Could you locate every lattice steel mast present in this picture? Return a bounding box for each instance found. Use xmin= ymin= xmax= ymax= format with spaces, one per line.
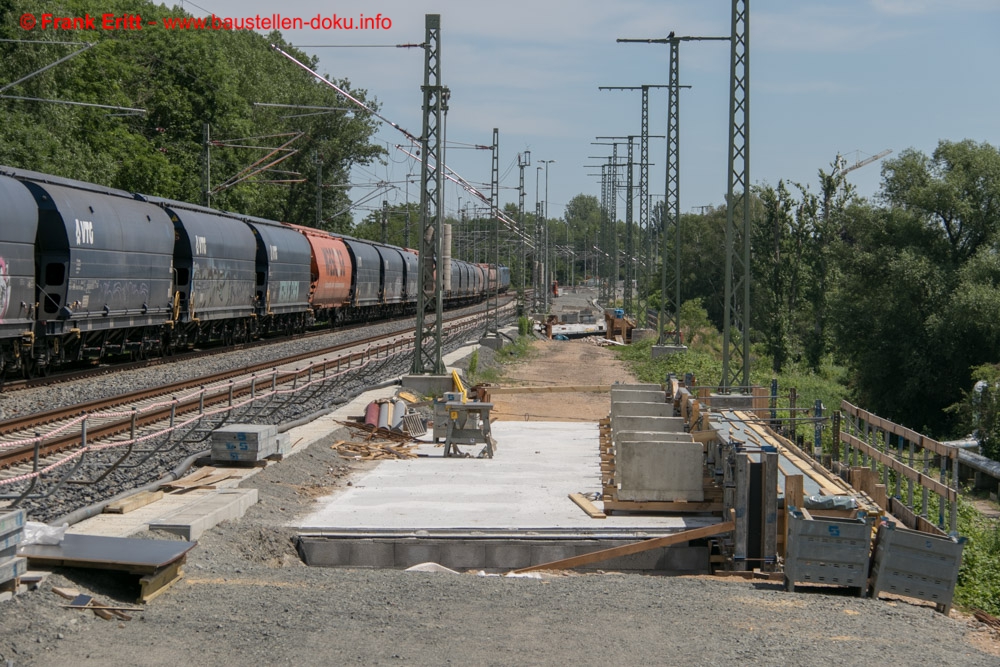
xmin=488 ymin=127 xmax=500 ymax=333
xmin=721 ymin=0 xmax=751 ymax=392
xmin=411 ymin=14 xmax=448 ymax=375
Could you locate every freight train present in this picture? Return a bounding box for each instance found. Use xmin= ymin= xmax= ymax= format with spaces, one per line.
xmin=0 ymin=166 xmax=509 ymax=381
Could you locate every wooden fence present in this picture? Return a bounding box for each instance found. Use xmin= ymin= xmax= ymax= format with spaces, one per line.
xmin=838 ymin=401 xmax=959 ymax=535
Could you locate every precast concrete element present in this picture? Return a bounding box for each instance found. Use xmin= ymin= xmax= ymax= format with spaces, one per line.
xmin=149 ymin=488 xmax=258 ymax=540
xmin=611 ymin=415 xmax=686 ymax=436
xmin=708 ymin=393 xmax=755 ymax=410
xmin=615 ymin=430 xmax=694 ymax=445
xmin=611 ymin=383 xmax=662 ymax=391
xmin=610 ymin=389 xmax=665 ymax=404
xmin=611 ymin=401 xmax=675 ymax=419
xmin=616 ymin=441 xmax=705 ymax=502
xmin=297 ymin=530 xmax=709 ymax=573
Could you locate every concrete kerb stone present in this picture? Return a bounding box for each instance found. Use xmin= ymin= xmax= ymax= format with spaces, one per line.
xmin=148 ymin=488 xmax=258 ymax=540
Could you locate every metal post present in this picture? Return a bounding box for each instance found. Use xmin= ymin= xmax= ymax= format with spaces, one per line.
xmin=412 ymin=13 xmax=448 ymax=375
xmin=661 ymin=37 xmax=681 ymax=345
xmin=489 ymin=127 xmax=500 ymax=333
xmin=814 ymin=399 xmax=823 ymax=458
xmin=518 ymin=151 xmax=530 ymax=297
xmin=203 ymin=123 xmax=211 ymax=208
xmin=314 ymin=150 xmax=323 ymax=227
xmin=788 ymin=387 xmax=797 ymax=443
xmin=721 ymin=0 xmax=751 ymax=392
xmin=534 ymin=166 xmax=542 ymax=312
xmin=769 ymin=378 xmax=777 ymax=424
xmin=623 ymin=137 xmax=635 ymax=316
xmin=381 ymin=199 xmax=389 ymax=244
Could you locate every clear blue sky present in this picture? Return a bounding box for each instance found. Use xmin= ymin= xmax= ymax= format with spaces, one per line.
xmin=197 ymin=0 xmax=999 ymax=223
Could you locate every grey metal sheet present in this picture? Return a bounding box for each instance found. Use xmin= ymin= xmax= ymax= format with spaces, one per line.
xmin=400 ymin=249 xmax=418 ymax=301
xmin=245 ymin=218 xmax=311 ymax=315
xmin=25 ymin=179 xmax=175 ymax=328
xmin=18 ymin=533 xmax=196 ymax=572
xmin=149 ymin=199 xmax=257 ymax=322
xmin=375 ymin=245 xmax=405 ymax=303
xmin=343 ymin=238 xmax=381 ymax=307
xmin=0 ymin=175 xmax=38 ymax=338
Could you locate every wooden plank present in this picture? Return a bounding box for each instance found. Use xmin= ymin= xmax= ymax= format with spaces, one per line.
xmin=568 ymin=493 xmax=607 ymax=519
xmin=840 ymin=432 xmax=956 ymax=500
xmin=486 ymin=385 xmax=612 ymax=394
xmin=840 ymin=401 xmax=955 ymax=459
xmin=104 ymin=490 xmax=164 ymax=514
xmin=691 ymin=430 xmax=720 ymax=444
xmin=512 ymin=520 xmax=736 ymax=573
xmin=139 ymin=560 xmax=184 ymax=603
xmin=784 ymin=475 xmax=804 ymax=559
xmin=602 ymin=500 xmax=723 ymax=513
xmin=51 ymin=586 xmax=80 ymax=600
xmin=738 ymin=415 xmax=848 ymax=496
xmin=163 ymin=471 xmax=240 ymax=490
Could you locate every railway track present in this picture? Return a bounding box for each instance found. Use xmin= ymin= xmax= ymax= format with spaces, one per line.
xmin=0 ymin=300 xmax=518 ymax=518
xmin=2 ymin=309 xmax=433 ymax=393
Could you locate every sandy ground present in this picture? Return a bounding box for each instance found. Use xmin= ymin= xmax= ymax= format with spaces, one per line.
xmin=488 ymin=338 xmax=640 ymax=422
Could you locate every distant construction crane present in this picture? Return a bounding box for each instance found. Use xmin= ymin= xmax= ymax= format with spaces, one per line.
xmin=832 ymin=148 xmax=892 ymax=179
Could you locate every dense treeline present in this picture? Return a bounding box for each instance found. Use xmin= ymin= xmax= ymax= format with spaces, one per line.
xmin=0 ymin=0 xmax=382 ymax=231
xmin=560 ymin=139 xmax=1000 ymax=451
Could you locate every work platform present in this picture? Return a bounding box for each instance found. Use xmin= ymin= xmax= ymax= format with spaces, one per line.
xmin=296 ymin=421 xmax=719 ymax=572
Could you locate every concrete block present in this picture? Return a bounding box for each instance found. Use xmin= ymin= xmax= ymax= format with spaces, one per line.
xmin=651 ymin=344 xmax=688 ymax=358
xmin=617 ymin=441 xmax=705 ymax=502
xmin=401 ymin=374 xmax=454 ymax=397
xmin=297 ymin=537 xmax=353 ymax=567
xmin=394 ymin=541 xmax=442 ymax=568
xmin=346 ymin=540 xmax=395 ymax=568
xmin=0 ymin=509 xmax=25 ymax=535
xmin=438 ymin=541 xmax=487 ymax=570
xmin=530 ymin=543 xmax=578 ymax=566
xmin=612 ymin=416 xmax=686 ymax=435
xmin=630 ymin=328 xmax=657 ymax=343
xmin=611 ymin=402 xmax=675 ymax=419
xmin=0 ymin=526 xmax=24 ymax=551
xmin=275 ymin=432 xmax=292 ymax=455
xmin=149 ymin=488 xmax=258 ymax=540
xmin=611 ymin=383 xmax=662 ymax=391
xmin=610 ymin=390 xmax=664 ymax=404
xmin=0 ymin=556 xmax=27 ymax=584
xmin=211 ymin=424 xmax=278 ymax=462
xmin=484 ymin=543 xmax=532 ymax=570
xmin=478 ymin=334 xmax=504 ymax=351
xmin=616 ymin=431 xmax=694 ymax=444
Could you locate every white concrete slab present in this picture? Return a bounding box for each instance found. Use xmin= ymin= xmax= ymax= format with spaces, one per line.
xmin=298 ymin=421 xmax=717 ymax=532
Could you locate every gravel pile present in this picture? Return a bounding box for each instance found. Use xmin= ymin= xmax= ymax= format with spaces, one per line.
xmin=1 ymin=427 xmax=998 ymax=666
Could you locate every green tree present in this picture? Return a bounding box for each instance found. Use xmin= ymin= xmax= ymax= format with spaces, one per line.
xmin=0 ymin=0 xmax=383 ymax=226
xmin=881 ymin=140 xmax=1000 ymax=264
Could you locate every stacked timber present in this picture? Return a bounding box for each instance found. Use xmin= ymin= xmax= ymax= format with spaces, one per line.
xmin=211 ymin=424 xmax=278 ymax=463
xmin=0 ymin=509 xmax=27 ymax=593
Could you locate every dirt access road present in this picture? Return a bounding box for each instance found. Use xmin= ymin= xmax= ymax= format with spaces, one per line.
xmin=1 ymin=323 xmax=999 ymax=666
